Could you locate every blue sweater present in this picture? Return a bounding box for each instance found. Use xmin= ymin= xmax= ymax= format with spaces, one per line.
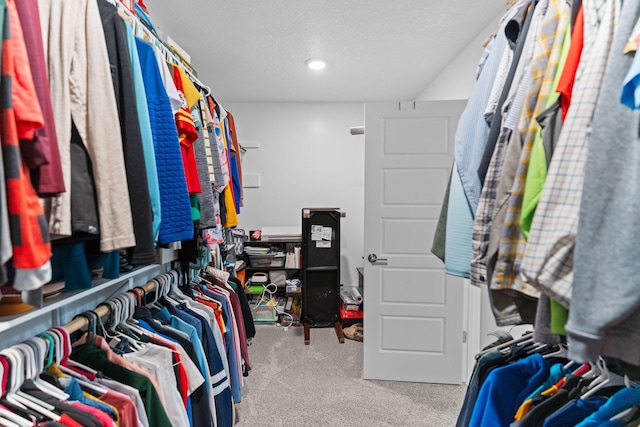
xmin=136 ymin=39 xmax=193 ymax=244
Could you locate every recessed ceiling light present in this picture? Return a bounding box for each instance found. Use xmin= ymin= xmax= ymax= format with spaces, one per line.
xmin=305 ymin=59 xmax=327 ymax=70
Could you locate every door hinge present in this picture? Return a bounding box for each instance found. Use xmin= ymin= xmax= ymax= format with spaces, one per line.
xmin=463 ymin=331 xmax=467 ymax=343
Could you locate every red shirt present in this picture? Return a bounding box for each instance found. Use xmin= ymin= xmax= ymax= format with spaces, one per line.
xmin=2 ymin=0 xmax=51 ymax=271
xmin=556 ymin=4 xmax=584 ymax=121
xmin=171 ymin=65 xmax=202 ymax=194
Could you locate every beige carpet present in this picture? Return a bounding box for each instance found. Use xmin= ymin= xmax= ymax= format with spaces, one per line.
xmin=236 ymin=324 xmax=466 ymax=427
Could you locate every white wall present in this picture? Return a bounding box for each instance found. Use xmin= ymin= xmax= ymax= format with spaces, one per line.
xmin=225 ymin=102 xmax=365 ymax=285
xmin=415 ymin=16 xmax=501 ymax=101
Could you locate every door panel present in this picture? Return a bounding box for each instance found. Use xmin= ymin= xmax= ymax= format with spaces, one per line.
xmin=363 ymin=101 xmax=466 ymax=384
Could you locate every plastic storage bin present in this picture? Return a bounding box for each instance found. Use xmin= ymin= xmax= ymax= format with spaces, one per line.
xmin=248 ymin=254 xmax=286 ymax=268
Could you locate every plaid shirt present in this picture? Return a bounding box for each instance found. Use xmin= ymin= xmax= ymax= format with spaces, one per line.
xmin=521 ymin=0 xmax=620 ymax=306
xmin=492 ymin=0 xmax=571 ymax=296
xmin=470 ymin=0 xmax=544 ymax=287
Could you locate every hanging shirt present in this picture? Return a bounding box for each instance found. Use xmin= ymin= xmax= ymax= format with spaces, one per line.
xmin=225 ymin=112 xmax=243 ymax=207
xmin=2 ymin=0 xmax=51 ymax=291
xmin=98 ymin=0 xmax=155 ymax=265
xmin=575 ymin=387 xmax=640 ymax=427
xmin=469 ymin=354 xmax=550 ymax=427
xmin=71 ymin=341 xmax=172 ymax=427
xmin=20 ymin=379 xmax=104 ymax=427
xmin=170 ymin=64 xmax=202 ymax=195
xmin=96 ymin=378 xmax=150 ymax=427
xmin=223 ymin=116 xmax=241 ymax=214
xmin=14 ymin=0 xmax=64 ymax=197
xmin=125 ymin=23 xmax=161 ymax=244
xmin=193 ymin=98 xmax=217 ymax=229
xmin=542 ymin=396 xmax=607 ymax=427
xmin=207 ymin=98 xmax=230 ymax=189
xmin=39 ymin=0 xmax=135 ymax=252
xmin=69 ymin=402 xmax=113 ymax=427
xmin=136 ymin=38 xmax=193 ymax=245
xmin=444 ymin=164 xmax=474 ymax=278
xmin=123 ymin=343 xmax=190 ymax=427
xmin=92 ymin=336 xmax=164 ymax=405
xmin=198 ymin=284 xmax=242 ymax=404
xmin=453 ymin=2 xmax=521 ymax=213
xmin=134 ymin=313 xmax=213 ymax=427
xmin=99 ymin=389 xmax=142 ymax=427
xmin=556 ymin=5 xmax=585 ymax=121
xmin=521 ymin=0 xmax=620 ymax=308
xmin=565 ymin=0 xmax=640 ymax=365
xmin=492 ymin=0 xmax=571 ymax=299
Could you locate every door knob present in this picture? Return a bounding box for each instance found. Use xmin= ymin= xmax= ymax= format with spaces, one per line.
xmin=367 ymin=254 xmax=388 ymax=264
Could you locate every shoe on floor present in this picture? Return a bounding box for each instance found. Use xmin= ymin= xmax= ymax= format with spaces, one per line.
xmin=344 ymin=323 xmax=363 ymax=341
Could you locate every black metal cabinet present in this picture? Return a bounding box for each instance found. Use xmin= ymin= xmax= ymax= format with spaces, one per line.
xmin=301 ymin=208 xmax=345 ymax=344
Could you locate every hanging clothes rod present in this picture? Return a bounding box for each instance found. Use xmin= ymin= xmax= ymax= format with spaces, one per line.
xmin=62 ymin=278 xmax=160 ymax=334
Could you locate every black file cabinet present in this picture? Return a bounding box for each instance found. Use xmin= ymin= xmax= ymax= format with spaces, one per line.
xmin=301 ymin=208 xmax=345 ymax=344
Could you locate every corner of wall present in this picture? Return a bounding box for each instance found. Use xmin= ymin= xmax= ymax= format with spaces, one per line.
xmin=414 ymin=15 xmax=503 ymax=102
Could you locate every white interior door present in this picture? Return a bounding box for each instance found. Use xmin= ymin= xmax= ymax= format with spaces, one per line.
xmin=363 ymin=101 xmax=466 ymax=384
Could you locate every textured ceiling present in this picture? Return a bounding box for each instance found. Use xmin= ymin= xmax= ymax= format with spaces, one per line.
xmin=145 ymin=0 xmax=504 ymax=102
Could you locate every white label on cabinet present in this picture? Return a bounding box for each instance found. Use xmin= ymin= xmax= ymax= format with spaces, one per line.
xmin=316 ymin=241 xmax=331 ymax=248
xmin=321 ymin=227 xmax=332 ymax=240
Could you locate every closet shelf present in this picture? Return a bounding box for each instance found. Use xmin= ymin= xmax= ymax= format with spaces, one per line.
xmin=0 ymin=264 xmax=167 ymax=348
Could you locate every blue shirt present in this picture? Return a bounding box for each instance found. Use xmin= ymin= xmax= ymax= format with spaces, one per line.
xmin=126 ymin=24 xmax=161 ymax=242
xmin=445 ymin=164 xmax=474 ymax=277
xmin=64 ymin=377 xmax=116 ymax=419
xmin=454 ymin=14 xmax=509 ymax=213
xmin=469 ymin=354 xmax=550 ymax=427
xmin=159 ymin=304 xmax=233 ymax=427
xmin=198 ymin=285 xmax=242 ymax=404
xmin=576 ymin=387 xmax=640 ymax=427
xmin=543 ymin=397 xmax=607 ymax=427
xmin=525 ymin=363 xmax=569 ymax=402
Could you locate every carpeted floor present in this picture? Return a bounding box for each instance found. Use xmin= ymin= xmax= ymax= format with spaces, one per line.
xmin=236 ymin=324 xmax=466 ymax=426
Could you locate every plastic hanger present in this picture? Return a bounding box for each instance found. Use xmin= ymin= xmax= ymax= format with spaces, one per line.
xmin=35 ymin=332 xmax=55 ymax=370
xmin=0 ymin=349 xmax=60 ymax=422
xmin=0 ymin=415 xmax=20 ymax=427
xmin=581 ymin=358 xmax=626 ymax=399
xmin=4 ymin=347 xmax=59 ymax=411
xmin=102 ymin=301 xmax=145 ymax=351
xmin=145 ymin=280 xmax=164 ymax=310
xmin=48 ymin=327 xmax=107 ymax=396
xmin=45 ymin=330 xmax=63 ymax=367
xmin=43 ymin=328 xmax=93 ymax=380
xmin=18 ymin=341 xmax=68 ymax=401
xmin=541 ymin=343 xmax=569 ymax=360
xmin=0 ymin=358 xmax=33 ymax=427
xmin=114 ymin=295 xmax=146 ymax=337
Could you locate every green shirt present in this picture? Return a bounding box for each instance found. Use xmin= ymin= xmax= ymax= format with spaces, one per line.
xmin=71 ymin=341 xmax=173 ymax=427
